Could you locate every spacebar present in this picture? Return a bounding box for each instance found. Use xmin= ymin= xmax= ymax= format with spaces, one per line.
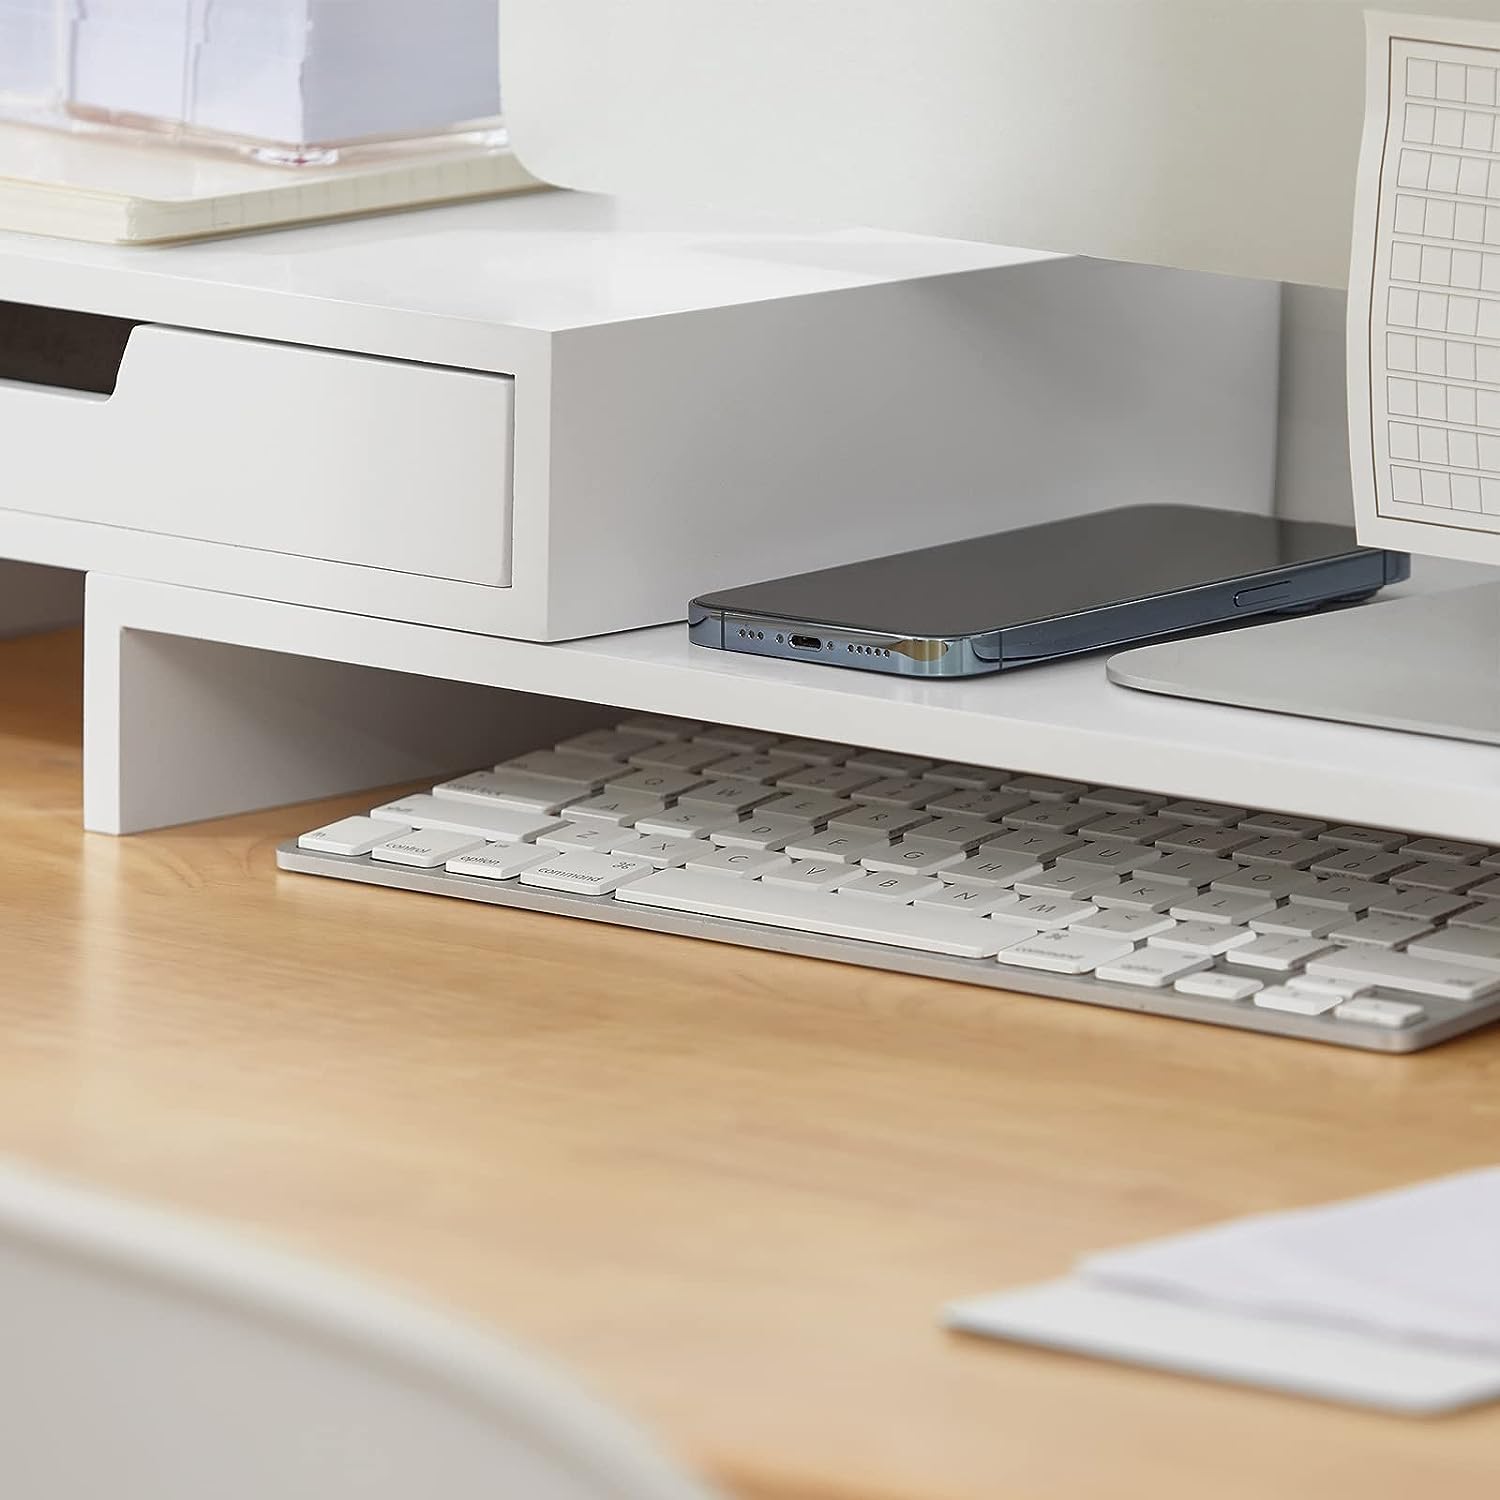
xmin=615 ymin=868 xmax=1004 ymax=958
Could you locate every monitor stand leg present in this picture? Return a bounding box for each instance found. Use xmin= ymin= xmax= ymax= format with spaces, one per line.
xmin=1108 ymin=580 xmax=1500 ymax=745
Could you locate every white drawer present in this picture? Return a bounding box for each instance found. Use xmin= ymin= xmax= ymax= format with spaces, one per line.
xmin=0 ymin=325 xmax=513 ymax=586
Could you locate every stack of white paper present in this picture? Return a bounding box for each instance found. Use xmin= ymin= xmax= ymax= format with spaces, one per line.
xmin=1079 ymin=1167 xmax=1500 ymax=1356
xmin=65 ymin=0 xmax=500 ymax=148
xmin=0 ymin=0 xmax=61 ymax=103
xmin=946 ymin=1167 xmax=1500 ymax=1413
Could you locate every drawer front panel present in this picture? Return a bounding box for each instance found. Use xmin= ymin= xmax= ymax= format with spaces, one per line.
xmin=0 ymin=326 xmax=513 ymax=586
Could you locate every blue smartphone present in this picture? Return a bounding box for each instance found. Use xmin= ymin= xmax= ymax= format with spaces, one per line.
xmin=687 ymin=505 xmax=1409 ymax=678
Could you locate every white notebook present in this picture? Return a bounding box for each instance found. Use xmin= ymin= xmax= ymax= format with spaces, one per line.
xmin=0 ymin=120 xmax=541 ymax=243
xmin=946 ymin=1168 xmax=1500 ymax=1414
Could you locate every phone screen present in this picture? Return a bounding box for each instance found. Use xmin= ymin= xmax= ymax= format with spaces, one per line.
xmin=696 ymin=506 xmax=1369 ymax=638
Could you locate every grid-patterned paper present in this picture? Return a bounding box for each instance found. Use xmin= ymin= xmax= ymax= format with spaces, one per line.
xmin=1366 ymin=33 xmax=1500 ymax=531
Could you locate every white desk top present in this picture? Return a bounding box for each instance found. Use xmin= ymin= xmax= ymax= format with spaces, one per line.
xmin=0 ymin=189 xmax=1043 ymax=362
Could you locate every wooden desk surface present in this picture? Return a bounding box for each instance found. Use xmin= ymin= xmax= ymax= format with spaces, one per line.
xmin=3 ymin=628 xmax=1499 ymax=1500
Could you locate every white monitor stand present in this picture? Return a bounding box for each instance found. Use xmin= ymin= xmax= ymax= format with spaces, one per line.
xmin=1112 ymin=15 xmax=1500 ymax=747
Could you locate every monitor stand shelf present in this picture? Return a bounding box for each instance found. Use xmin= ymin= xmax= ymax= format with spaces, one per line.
xmin=83 ymin=565 xmax=1500 ymax=843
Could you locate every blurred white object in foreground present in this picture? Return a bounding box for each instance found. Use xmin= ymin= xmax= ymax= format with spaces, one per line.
xmin=0 ymin=1159 xmax=716 ymax=1500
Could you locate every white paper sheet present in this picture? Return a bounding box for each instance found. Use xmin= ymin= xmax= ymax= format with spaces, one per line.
xmin=1080 ymin=1166 xmax=1500 ymax=1357
xmin=1350 ymin=12 xmax=1500 ymax=546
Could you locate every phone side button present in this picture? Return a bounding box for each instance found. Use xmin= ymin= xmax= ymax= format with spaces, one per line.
xmin=1233 ymin=581 xmax=1295 ymax=611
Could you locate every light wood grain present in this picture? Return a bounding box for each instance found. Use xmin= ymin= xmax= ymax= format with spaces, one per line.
xmin=2 ymin=627 xmax=1499 ymax=1500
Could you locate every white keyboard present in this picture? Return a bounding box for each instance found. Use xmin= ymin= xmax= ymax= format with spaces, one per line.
xmin=277 ymin=715 xmax=1500 ymax=1053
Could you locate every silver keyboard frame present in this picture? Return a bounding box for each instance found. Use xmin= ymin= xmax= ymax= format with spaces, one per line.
xmin=278 ymin=843 xmax=1500 ymax=1053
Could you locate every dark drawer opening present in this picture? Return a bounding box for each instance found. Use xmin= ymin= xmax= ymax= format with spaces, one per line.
xmin=0 ymin=300 xmax=141 ymax=396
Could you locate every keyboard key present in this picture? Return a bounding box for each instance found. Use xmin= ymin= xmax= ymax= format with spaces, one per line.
xmin=775 ymin=737 xmax=854 ymax=765
xmin=709 ymin=815 xmax=817 ymax=850
xmin=1309 ymin=848 xmax=1418 ymax=882
xmin=519 ymin=851 xmax=656 ymax=896
xmin=1168 ymin=891 xmax=1276 ymax=926
xmin=1209 ymin=866 xmax=1318 ymax=901
xmin=1388 ymin=861 xmax=1491 ymax=894
xmin=1333 ymin=997 xmax=1427 ymax=1029
xmin=845 ymin=750 xmax=934 ymax=777
xmin=1155 ymin=826 xmax=1259 ymax=858
xmin=1465 ymin=874 xmax=1500 ymax=900
xmin=1002 ymin=775 xmax=1090 ymax=802
xmin=1013 ymin=869 xmax=1122 ymax=901
xmin=936 ymin=851 xmax=1044 ymax=889
xmin=901 ymin=815 xmax=1001 ymax=851
xmin=782 ymin=828 xmax=890 ymax=863
xmin=616 ymin=868 xmax=1008 ymax=957
xmin=1400 ymin=837 xmax=1489 ymax=864
xmin=1075 ymin=812 xmax=1184 ymax=845
xmin=537 ymin=824 xmax=621 ymax=855
xmin=915 ymin=883 xmax=1022 ymax=916
xmin=434 ymin=770 xmax=590 ymax=815
xmin=1133 ymin=853 xmax=1239 ymax=888
xmin=996 ymin=929 xmax=1135 ymax=974
xmin=860 ymin=843 xmax=967 ymax=876
xmin=371 ymin=829 xmax=486 ymax=868
xmin=498 ymin=750 xmax=614 ymax=787
xmin=1326 ymin=914 xmax=1435 ymax=949
xmin=1095 ymin=947 xmax=1208 ymax=987
xmin=1149 ymin=922 xmax=1259 ymax=956
xmin=555 ymin=729 xmax=658 ymax=762
xmin=371 ymin=794 xmax=566 ymax=845
xmin=834 ymin=870 xmax=945 ymax=903
xmin=1407 ymin=926 xmax=1500 ymax=971
xmin=1071 ymin=908 xmax=1177 ymax=942
xmin=980 ymin=829 xmax=1083 ymax=862
xmin=1249 ymin=903 xmax=1346 ymax=938
xmin=685 ymin=846 xmax=793 ymax=880
xmin=828 ymin=805 xmax=933 ymax=838
xmin=1056 ymin=841 xmax=1144 ymax=875
xmin=1303 ymin=949 xmax=1500 ymax=1001
xmin=751 ymin=791 xmax=854 ymax=824
xmin=1295 ymin=877 xmax=1384 ymax=912
xmin=618 ymin=715 xmax=703 ymax=740
xmin=1174 ymin=971 xmax=1263 ymax=1001
xmin=989 ymin=896 xmax=1096 ymax=932
xmin=676 ymin=779 xmax=781 ymax=814
xmin=850 ymin=776 xmax=940 ymax=809
xmin=298 ymin=815 xmax=410 ymax=856
xmin=705 ymin=752 xmax=808 ymax=784
xmin=922 ymin=762 xmax=1008 ymax=789
xmin=1077 ymin=787 xmax=1169 ymax=814
xmin=776 ymin=764 xmax=882 ymax=796
xmin=444 ymin=843 xmax=550 ymax=881
xmin=1236 ymin=811 xmax=1327 ymax=838
xmin=604 ymin=768 xmax=708 ymax=801
xmin=1092 ymin=879 xmax=1183 ymax=913
xmin=634 ymin=807 xmax=743 ymax=840
xmin=692 ymin=725 xmax=783 ymax=752
xmin=1254 ymin=986 xmax=1340 ymax=1017
xmin=1366 ymin=887 xmax=1473 ymax=923
xmin=1284 ymin=975 xmax=1371 ymax=1001
xmin=1226 ymin=934 xmax=1334 ymax=973
xmin=561 ymin=791 xmax=668 ymax=827
xmin=761 ymin=859 xmax=850 ymax=891
xmin=1230 ymin=837 xmax=1324 ymax=868
xmin=1002 ymin=802 xmax=1097 ymax=834
xmin=1448 ymin=900 xmax=1500 ymax=931
xmin=1318 ymin=824 xmax=1405 ymax=851
xmin=605 ymin=833 xmax=711 ymax=868
xmin=626 ymin=741 xmax=732 ymax=774
xmin=1160 ymin=799 xmax=1246 ymax=826
xmin=923 ymin=788 xmax=1030 ymax=820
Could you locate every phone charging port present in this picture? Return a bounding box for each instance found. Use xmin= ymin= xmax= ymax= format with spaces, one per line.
xmin=789 ymin=635 xmax=822 ymax=651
